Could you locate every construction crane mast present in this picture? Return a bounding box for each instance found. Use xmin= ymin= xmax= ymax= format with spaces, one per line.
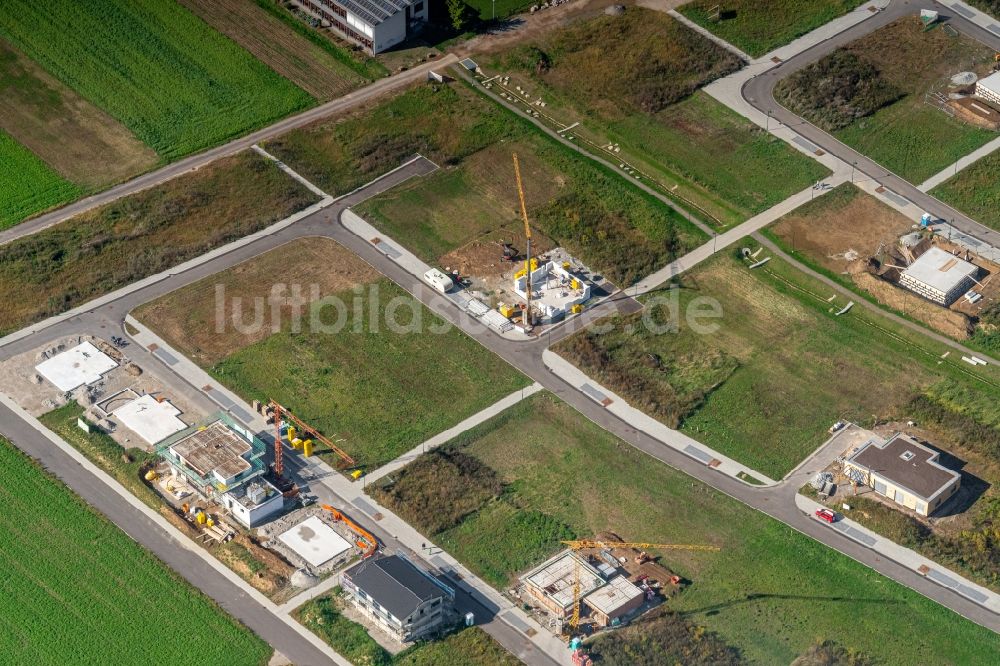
xmin=561 ymin=540 xmax=721 ymax=631
xmin=512 ymin=153 xmax=533 ymax=330
xmin=268 ymin=399 xmax=355 ymax=478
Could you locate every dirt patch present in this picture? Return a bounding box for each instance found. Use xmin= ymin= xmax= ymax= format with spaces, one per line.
xmin=771 ymin=187 xmax=914 ymax=275
xmin=951 ymin=96 xmax=1000 ymax=130
xmin=0 ymin=41 xmax=158 ymax=188
xmin=177 ymin=0 xmax=363 ymax=100
xmin=440 ymin=223 xmax=556 ymax=282
xmin=135 ymin=237 xmax=379 ymax=367
xmin=852 ymin=271 xmax=974 ymax=339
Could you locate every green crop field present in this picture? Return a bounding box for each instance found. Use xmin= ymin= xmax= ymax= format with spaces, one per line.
xmin=932 ymin=149 xmax=1000 ymax=231
xmin=679 ymin=0 xmax=864 ymax=57
xmin=269 ymin=80 xmax=704 ymax=286
xmin=0 ymin=0 xmax=312 ymax=160
xmin=487 ymin=9 xmax=827 ymax=228
xmin=369 ymin=392 xmax=1000 ymax=664
xmin=0 ymin=150 xmax=318 ymax=337
xmin=296 ymin=591 xmax=520 ymax=666
xmin=0 ymin=437 xmax=270 ymax=664
xmin=776 ymin=17 xmax=997 ymax=184
xmin=554 ymin=249 xmax=1000 ymax=479
xmin=0 ymin=130 xmax=79 ymax=229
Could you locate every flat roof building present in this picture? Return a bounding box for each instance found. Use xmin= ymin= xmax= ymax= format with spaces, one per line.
xmin=342 ymin=554 xmax=454 ymax=642
xmin=292 ymin=0 xmax=427 ymax=54
xmin=976 ymin=70 xmax=1000 ymax=107
xmin=899 ymin=246 xmax=978 ymax=305
xmin=156 ymin=413 xmax=266 ymax=499
xmin=521 ymin=551 xmax=605 ymax=618
xmin=582 ymin=575 xmax=644 ymax=627
xmin=844 ymin=433 xmax=960 ymax=516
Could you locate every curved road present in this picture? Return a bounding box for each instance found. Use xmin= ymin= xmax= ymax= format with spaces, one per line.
xmin=742 ymin=0 xmax=1000 ymax=249
xmin=2 ymin=155 xmax=997 ymax=656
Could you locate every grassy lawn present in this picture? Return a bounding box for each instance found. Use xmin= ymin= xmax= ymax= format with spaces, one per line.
xmin=0 ymin=150 xmax=318 ymax=337
xmin=368 ymin=392 xmax=1000 ymax=664
xmin=932 ymin=149 xmax=1000 ymax=231
xmin=776 ymin=17 xmax=997 ymax=184
xmin=0 ymin=0 xmax=312 ymax=160
xmin=0 ymin=130 xmax=80 ymax=229
xmin=763 ymin=183 xmax=991 ymax=347
xmin=296 ymin=590 xmax=520 ymax=665
xmin=0 ymin=436 xmax=270 ymax=664
xmin=554 ymin=248 xmax=1000 ymax=479
xmin=269 ymin=80 xmax=704 ymax=285
xmin=464 ymin=0 xmax=535 ymax=20
xmin=679 ymin=0 xmax=865 ymax=57
xmin=0 ymin=41 xmax=158 ymax=191
xmin=486 ymin=8 xmax=827 ymax=228
xmin=211 ymin=279 xmax=531 ymax=471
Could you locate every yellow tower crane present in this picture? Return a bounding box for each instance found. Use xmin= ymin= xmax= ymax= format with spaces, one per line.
xmin=512 ymin=152 xmax=533 ymax=330
xmin=561 ymin=540 xmax=721 ymax=632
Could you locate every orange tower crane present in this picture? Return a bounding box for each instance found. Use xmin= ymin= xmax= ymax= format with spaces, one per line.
xmin=560 ymin=540 xmax=721 ymax=631
xmin=268 ymin=399 xmax=355 ymax=478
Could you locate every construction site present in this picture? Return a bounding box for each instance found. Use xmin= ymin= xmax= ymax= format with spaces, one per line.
xmin=510 ymin=532 xmax=719 ymax=650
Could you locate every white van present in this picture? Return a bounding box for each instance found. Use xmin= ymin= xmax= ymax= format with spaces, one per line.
xmin=423 ymin=268 xmax=454 ymax=294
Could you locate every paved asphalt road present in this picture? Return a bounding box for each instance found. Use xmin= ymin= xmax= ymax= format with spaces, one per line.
xmin=743 ymin=0 xmax=1000 ymax=249
xmin=4 ymin=6 xmax=1000 ymax=659
xmin=0 ymin=55 xmax=457 ymax=249
xmin=3 ymin=150 xmax=997 ymax=650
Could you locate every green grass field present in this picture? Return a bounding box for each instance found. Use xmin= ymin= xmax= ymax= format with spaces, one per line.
xmin=296 ymin=591 xmax=519 ymax=666
xmin=489 ymin=9 xmax=827 ymax=227
xmin=368 ymin=392 xmax=1000 ymax=664
xmin=0 ymin=0 xmax=312 ymax=160
xmin=837 ymin=103 xmax=994 ymax=184
xmin=271 ymin=81 xmax=704 ymax=285
xmin=0 ymin=130 xmax=80 ymax=229
xmin=932 ymin=149 xmax=1000 ymax=231
xmin=679 ymin=0 xmax=864 ymax=57
xmin=464 ymin=0 xmax=534 ymax=20
xmin=776 ymin=17 xmax=996 ymax=184
xmin=211 ymin=279 xmax=530 ymax=471
xmin=0 ymin=437 xmax=270 ymax=664
xmin=555 ymin=249 xmax=1000 ymax=479
xmin=0 ymin=151 xmax=317 ymax=337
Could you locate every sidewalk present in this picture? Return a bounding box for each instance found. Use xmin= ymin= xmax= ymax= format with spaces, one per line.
xmin=633 ymin=174 xmax=848 ymax=294
xmin=543 ymin=349 xmax=779 ymax=486
xmin=795 ymin=493 xmax=1000 ymax=614
xmin=366 ymin=382 xmax=544 ymax=483
xmin=0 ymin=391 xmax=354 ymax=666
xmin=122 ymin=315 xmax=570 ymax=664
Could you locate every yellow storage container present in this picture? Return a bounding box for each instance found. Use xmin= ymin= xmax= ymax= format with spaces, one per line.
xmin=144 ymin=470 xmax=158 ymax=481
xmin=287 ymin=426 xmax=297 ymax=442
xmin=499 ymin=303 xmax=516 ymax=318
xmin=196 ymin=511 xmax=207 ymax=525
xmin=514 ymin=269 xmax=527 ymax=280
xmin=530 ymin=258 xmax=539 ymax=270
xmin=570 ymin=278 xmax=580 ymax=290
xmin=303 ymin=439 xmax=314 ymax=457
xmin=206 ymin=518 xmax=215 ymax=528
xmin=351 ymin=469 xmax=363 ymax=480
xmin=562 ymin=261 xmax=571 ymax=270
xmin=291 ymin=437 xmax=303 ymax=450
xmin=571 ymin=304 xmax=583 ymax=314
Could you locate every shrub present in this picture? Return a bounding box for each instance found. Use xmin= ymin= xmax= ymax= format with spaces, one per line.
xmin=586 ymin=607 xmax=742 ymax=665
xmin=775 ymin=50 xmax=902 ymax=131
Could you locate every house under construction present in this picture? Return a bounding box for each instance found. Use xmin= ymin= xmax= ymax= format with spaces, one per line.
xmin=155 ymin=412 xmax=283 ymax=527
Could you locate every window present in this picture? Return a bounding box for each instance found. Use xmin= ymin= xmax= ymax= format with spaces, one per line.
xmin=900 ymin=451 xmax=915 ymax=461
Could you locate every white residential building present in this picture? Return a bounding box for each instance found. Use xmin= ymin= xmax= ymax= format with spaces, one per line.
xmin=976 ymin=70 xmax=1000 ymax=107
xmin=293 ymin=0 xmax=427 ymax=54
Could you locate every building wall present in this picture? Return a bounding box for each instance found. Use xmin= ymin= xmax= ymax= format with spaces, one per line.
xmin=845 ymin=463 xmax=960 ymax=516
xmin=524 ymin=584 xmax=567 ymax=617
xmin=342 ymin=581 xmax=447 ymax=641
xmin=977 ymin=82 xmax=1000 ymax=107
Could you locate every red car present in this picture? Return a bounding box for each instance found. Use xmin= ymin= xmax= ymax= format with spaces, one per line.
xmin=815 ymin=508 xmax=837 ymax=523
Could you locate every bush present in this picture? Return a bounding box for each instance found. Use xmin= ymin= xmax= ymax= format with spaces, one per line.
xmin=586 ymin=607 xmax=742 ymax=665
xmin=371 ymin=449 xmax=503 ymax=534
xmin=775 ymin=50 xmax=902 ymax=131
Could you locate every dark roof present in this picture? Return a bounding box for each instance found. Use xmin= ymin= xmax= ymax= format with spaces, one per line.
xmin=848 ymin=434 xmax=959 ymax=500
xmin=344 ymin=555 xmax=449 ymax=620
xmin=337 ymin=0 xmax=417 ymax=27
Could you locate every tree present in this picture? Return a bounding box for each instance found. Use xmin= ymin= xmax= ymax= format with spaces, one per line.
xmin=447 ymin=0 xmax=471 ymax=31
